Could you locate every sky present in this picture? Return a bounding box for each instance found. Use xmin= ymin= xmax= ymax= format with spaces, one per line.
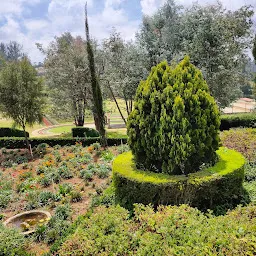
xmin=0 ymin=0 xmax=255 ymax=63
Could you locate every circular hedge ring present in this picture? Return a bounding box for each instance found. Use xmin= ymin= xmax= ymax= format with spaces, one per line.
xmin=113 ymin=147 xmax=245 ymax=210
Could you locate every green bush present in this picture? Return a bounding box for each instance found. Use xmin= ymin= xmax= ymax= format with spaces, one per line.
xmin=0 ymin=127 xmax=29 ymax=138
xmin=0 ymin=224 xmax=29 ymax=256
xmin=220 ymin=113 xmax=256 ymax=131
xmin=72 ymin=127 xmax=99 ymax=138
xmin=113 ymin=147 xmax=245 ymax=210
xmin=127 ymin=57 xmax=220 ymax=175
xmin=58 ymin=204 xmax=256 ymax=256
xmin=0 ymin=137 xmax=127 ymax=149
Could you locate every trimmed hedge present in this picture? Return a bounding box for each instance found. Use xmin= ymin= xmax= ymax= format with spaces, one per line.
xmin=0 ymin=137 xmax=127 ymax=149
xmin=0 ymin=128 xmax=29 ymax=138
xmin=113 ymin=147 xmax=245 ymax=210
xmin=220 ymin=113 xmax=256 ymax=130
xmin=72 ymin=127 xmax=99 ymax=138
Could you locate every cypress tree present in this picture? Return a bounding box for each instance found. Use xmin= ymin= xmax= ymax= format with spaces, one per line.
xmin=84 ymin=4 xmax=107 ymax=146
xmin=127 ymin=57 xmax=220 ymax=175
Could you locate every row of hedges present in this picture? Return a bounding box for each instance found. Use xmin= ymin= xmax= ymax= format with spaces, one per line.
xmin=113 ymin=147 xmax=245 ymax=211
xmin=72 ymin=127 xmax=99 ymax=138
xmin=220 ymin=113 xmax=256 ymax=130
xmin=0 ymin=137 xmax=127 ymax=149
xmin=0 ymin=128 xmax=29 ymax=138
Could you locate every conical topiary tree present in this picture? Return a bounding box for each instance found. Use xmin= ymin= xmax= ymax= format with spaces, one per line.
xmin=127 ymin=56 xmax=220 ymax=175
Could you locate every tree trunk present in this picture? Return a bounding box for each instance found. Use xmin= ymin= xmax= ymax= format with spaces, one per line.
xmin=22 ymin=124 xmax=33 ymax=159
xmin=107 ymin=81 xmax=126 ymax=125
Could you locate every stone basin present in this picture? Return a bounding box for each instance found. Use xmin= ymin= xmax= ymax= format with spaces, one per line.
xmin=3 ymin=210 xmax=51 ymax=235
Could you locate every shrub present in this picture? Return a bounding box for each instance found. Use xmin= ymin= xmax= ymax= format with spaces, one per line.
xmin=100 ymin=150 xmax=114 ymax=162
xmin=39 ymin=176 xmax=51 ymax=187
xmin=1 ymin=160 xmax=13 ymax=168
xmin=0 ymin=190 xmax=12 ymax=209
xmin=0 ymin=127 xmax=29 ymax=138
xmin=127 ymin=57 xmax=220 ymax=175
xmin=55 ymin=204 xmax=72 ymax=220
xmin=113 ymin=148 xmax=245 ymax=210
xmin=117 ymin=144 xmax=130 ymax=154
xmin=57 ymin=166 xmax=74 ymax=179
xmin=70 ymin=190 xmax=83 ymax=203
xmin=72 ymin=127 xmax=99 ymax=138
xmin=15 ymin=156 xmax=28 ymax=164
xmin=92 ymin=142 xmax=101 ymax=151
xmin=220 ymin=113 xmax=256 ymax=130
xmin=58 ymin=204 xmax=256 ymax=256
xmin=0 ymin=224 xmax=29 ymax=256
xmin=58 ymin=183 xmax=73 ymax=196
xmin=221 ymin=128 xmax=256 ymax=163
xmin=80 ymin=170 xmax=93 ymax=181
xmin=95 ymin=164 xmax=111 ymax=179
xmin=38 ymin=191 xmax=60 ymax=206
xmin=0 ymin=137 xmax=127 ymax=149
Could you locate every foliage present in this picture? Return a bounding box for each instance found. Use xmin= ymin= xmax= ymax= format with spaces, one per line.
xmin=39 ymin=33 xmax=92 ymax=126
xmin=70 ymin=190 xmax=83 ymax=203
xmin=0 ymin=128 xmax=29 ymax=138
xmin=34 ymin=204 xmax=72 ymax=245
xmin=72 ymin=127 xmax=99 ymax=138
xmin=117 ymin=143 xmax=130 ymax=154
xmin=0 ymin=57 xmax=45 ymax=149
xmin=0 ymin=41 xmax=23 ymax=62
xmin=85 ymin=5 xmax=107 ymax=146
xmin=101 ymin=30 xmax=148 ymax=117
xmin=113 ymin=148 xmax=245 ymax=210
xmin=0 ymin=137 xmax=127 ymax=149
xmin=58 ymin=204 xmax=256 ymax=256
xmin=0 ymin=224 xmax=29 ymax=256
xmin=57 ymin=166 xmax=73 ymax=179
xmin=138 ymin=1 xmax=254 ymax=107
xmin=220 ymin=114 xmax=256 ymax=131
xmin=127 ymin=58 xmax=220 ymax=174
xmin=221 ymin=128 xmax=256 ymax=162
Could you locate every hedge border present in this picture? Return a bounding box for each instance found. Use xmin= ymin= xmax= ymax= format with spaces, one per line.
xmin=0 ymin=137 xmax=127 ymax=149
xmin=220 ymin=113 xmax=256 ymax=130
xmin=0 ymin=128 xmax=29 ymax=138
xmin=113 ymin=147 xmax=245 ymax=210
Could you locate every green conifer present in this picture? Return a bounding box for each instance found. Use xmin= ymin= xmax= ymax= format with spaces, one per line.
xmin=127 ymin=57 xmax=220 ymax=175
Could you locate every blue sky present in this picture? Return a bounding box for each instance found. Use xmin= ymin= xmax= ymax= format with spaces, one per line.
xmin=0 ymin=0 xmax=255 ymax=63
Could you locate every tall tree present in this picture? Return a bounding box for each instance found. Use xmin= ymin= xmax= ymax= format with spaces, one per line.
xmin=39 ymin=33 xmax=92 ymax=126
xmin=0 ymin=41 xmax=23 ymax=61
xmin=137 ymin=2 xmax=254 ymax=107
xmin=181 ymin=4 xmax=254 ymax=107
xmin=102 ymin=30 xmax=147 ymax=119
xmin=0 ymin=57 xmax=45 ymax=153
xmin=85 ymin=4 xmax=107 ymax=146
xmin=137 ymin=0 xmax=183 ymax=69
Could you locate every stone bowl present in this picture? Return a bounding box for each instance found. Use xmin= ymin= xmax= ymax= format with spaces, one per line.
xmin=3 ymin=210 xmax=51 ymax=235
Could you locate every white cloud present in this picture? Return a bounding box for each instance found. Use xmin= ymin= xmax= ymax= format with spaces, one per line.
xmin=0 ymin=0 xmax=255 ymax=62
xmin=140 ymin=0 xmax=165 ymax=15
xmin=24 ymin=19 xmax=49 ymax=31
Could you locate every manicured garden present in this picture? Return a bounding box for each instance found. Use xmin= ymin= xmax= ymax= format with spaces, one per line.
xmin=1 ymin=57 xmax=256 ymax=256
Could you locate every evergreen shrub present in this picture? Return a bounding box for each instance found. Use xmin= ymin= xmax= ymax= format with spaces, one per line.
xmin=0 ymin=127 xmax=29 ymax=138
xmin=220 ymin=113 xmax=256 ymax=130
xmin=72 ymin=127 xmax=99 ymax=138
xmin=113 ymin=148 xmax=245 ymax=210
xmin=127 ymin=57 xmax=220 ymax=175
